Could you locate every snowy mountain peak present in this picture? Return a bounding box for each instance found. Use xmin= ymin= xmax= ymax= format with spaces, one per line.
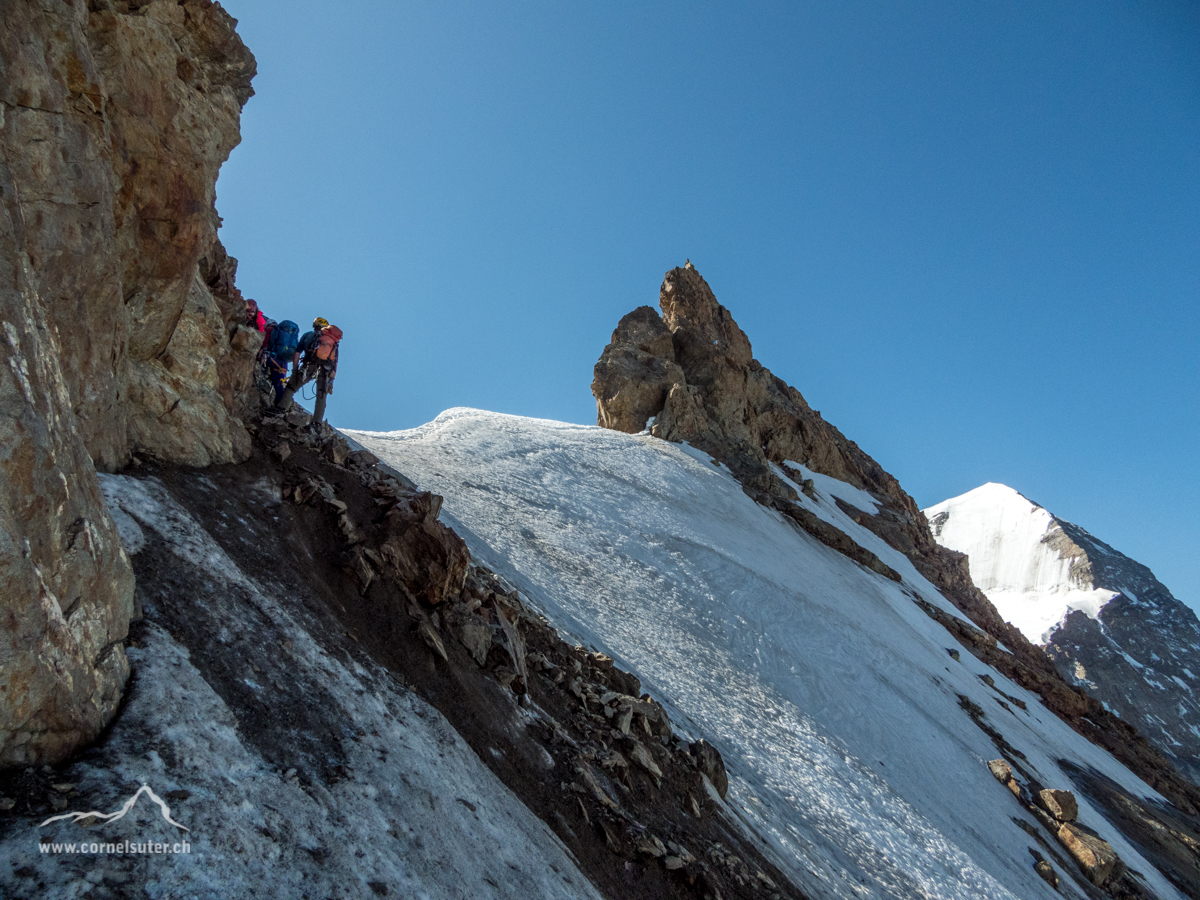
xmin=932 ymin=482 xmax=1038 ymax=515
xmin=925 ymin=484 xmax=1200 ymax=785
xmin=924 ymin=484 xmax=1115 ymax=636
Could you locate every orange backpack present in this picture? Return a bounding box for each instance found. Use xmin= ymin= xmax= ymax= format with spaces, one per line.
xmin=314 ymin=325 xmax=342 ymax=361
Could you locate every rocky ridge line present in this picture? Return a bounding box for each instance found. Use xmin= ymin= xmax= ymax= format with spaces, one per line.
xmin=592 ymin=264 xmax=1200 ymax=815
xmin=1043 ymin=518 xmax=1200 ymax=786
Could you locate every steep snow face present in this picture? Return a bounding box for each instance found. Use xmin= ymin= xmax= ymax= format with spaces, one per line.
xmin=923 ymin=483 xmax=1118 ymax=643
xmin=351 ymin=410 xmax=1186 ymax=900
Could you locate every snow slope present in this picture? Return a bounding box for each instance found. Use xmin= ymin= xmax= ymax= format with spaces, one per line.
xmin=924 ymin=483 xmax=1118 ymax=643
xmin=350 ymin=409 xmax=1186 ymax=900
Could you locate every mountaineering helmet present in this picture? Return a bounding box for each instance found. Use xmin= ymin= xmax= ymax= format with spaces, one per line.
xmin=313 ymin=317 xmax=329 ymax=330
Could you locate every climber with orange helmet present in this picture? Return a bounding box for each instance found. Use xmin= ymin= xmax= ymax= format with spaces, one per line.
xmin=277 ymin=316 xmax=342 ymax=425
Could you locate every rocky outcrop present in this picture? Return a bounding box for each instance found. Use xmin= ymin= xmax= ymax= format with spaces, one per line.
xmin=1038 ymin=788 xmax=1079 ymax=823
xmin=986 ymin=761 xmax=1127 ymax=890
xmin=594 ymin=264 xmax=1200 ymax=816
xmin=592 ymin=265 xmax=1061 ymax=668
xmin=0 ymin=188 xmax=134 ymax=765
xmin=377 ymin=489 xmax=471 ymax=607
xmin=1057 ymin=824 xmax=1119 ymax=886
xmin=593 ymin=267 xmax=1033 ymax=630
xmin=0 ymin=1 xmax=256 ymax=765
xmin=124 ymin=270 xmax=256 ymax=466
xmin=3 ymin=0 xmax=257 ymax=471
xmin=592 ymin=306 xmax=683 ymax=434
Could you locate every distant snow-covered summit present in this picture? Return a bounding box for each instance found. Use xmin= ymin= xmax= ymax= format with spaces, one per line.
xmin=926 ymin=483 xmax=1200 ymax=784
xmin=924 ymin=483 xmax=1120 ymax=644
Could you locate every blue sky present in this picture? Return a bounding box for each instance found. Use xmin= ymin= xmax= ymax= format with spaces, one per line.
xmin=217 ymin=1 xmax=1199 ymax=609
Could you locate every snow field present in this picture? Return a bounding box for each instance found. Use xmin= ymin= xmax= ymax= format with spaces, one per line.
xmin=350 ymin=409 xmax=1185 ymax=900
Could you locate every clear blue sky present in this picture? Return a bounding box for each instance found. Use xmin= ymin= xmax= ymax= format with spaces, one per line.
xmin=217 ymin=1 xmax=1199 ymax=610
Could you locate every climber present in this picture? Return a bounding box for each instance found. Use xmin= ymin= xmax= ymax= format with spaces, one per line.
xmin=261 ymin=319 xmax=300 ymax=405
xmin=244 ymin=298 xmax=266 ymax=331
xmin=277 ymin=316 xmax=342 ymax=425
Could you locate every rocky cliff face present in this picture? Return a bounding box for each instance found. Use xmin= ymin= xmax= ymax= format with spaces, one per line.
xmin=0 ymin=0 xmax=257 ymax=765
xmin=593 ymin=264 xmax=1200 ymax=814
xmin=927 ymin=483 xmax=1200 ymax=786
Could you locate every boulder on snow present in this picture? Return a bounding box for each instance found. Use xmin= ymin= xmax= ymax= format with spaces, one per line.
xmin=1037 ymin=788 xmax=1078 ymax=823
xmin=987 ymin=759 xmax=1013 ymax=783
xmin=1057 ymin=823 xmax=1118 ymax=886
xmin=985 ymin=759 xmax=1026 ymax=800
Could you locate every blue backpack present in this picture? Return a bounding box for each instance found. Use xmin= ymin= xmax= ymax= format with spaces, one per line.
xmin=267 ymin=320 xmax=300 ymax=359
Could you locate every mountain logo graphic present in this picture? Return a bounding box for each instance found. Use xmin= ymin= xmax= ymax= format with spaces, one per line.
xmin=39 ymin=784 xmax=189 ymax=832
